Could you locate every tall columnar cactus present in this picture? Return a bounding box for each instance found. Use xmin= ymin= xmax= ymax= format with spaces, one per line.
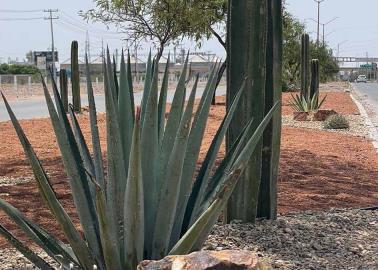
xmin=59 ymin=69 xmax=68 ymax=112
xmin=226 ymin=0 xmax=268 ymax=223
xmin=310 ymin=59 xmax=320 ymax=101
xmin=71 ymin=40 xmax=81 ymax=112
xmin=301 ymin=33 xmax=310 ymax=100
xmin=258 ymin=0 xmax=283 ymax=220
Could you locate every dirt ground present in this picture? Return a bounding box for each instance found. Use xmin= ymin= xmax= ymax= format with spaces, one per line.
xmin=0 ymin=93 xmax=377 ymax=248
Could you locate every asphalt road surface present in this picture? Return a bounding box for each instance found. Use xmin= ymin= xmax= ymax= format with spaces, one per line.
xmin=352 ymin=82 xmax=378 ymax=131
xmin=352 ymin=82 xmax=378 ymax=108
xmin=0 ymin=85 xmax=226 ymax=121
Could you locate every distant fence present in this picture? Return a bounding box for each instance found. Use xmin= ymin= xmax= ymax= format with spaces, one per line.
xmin=0 ymin=73 xmax=225 ymax=99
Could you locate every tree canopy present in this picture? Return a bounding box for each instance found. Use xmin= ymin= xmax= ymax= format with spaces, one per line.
xmin=282 ymin=8 xmax=339 ymax=89
xmin=0 ymin=64 xmax=39 ymax=75
xmin=81 ymin=0 xmax=226 ymax=56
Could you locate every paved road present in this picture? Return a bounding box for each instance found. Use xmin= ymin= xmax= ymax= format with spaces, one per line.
xmin=351 ymin=83 xmax=378 ymax=150
xmin=352 ymin=83 xmax=378 ymax=108
xmin=0 ymin=86 xmax=226 ymax=121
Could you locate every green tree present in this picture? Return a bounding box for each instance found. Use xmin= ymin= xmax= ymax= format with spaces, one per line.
xmin=310 ymin=43 xmax=339 ymax=82
xmin=281 ymin=5 xmax=339 ymax=89
xmin=0 ymin=64 xmax=39 ymax=75
xmin=282 ymin=9 xmax=305 ymax=88
xmin=81 ymin=0 xmax=226 ymax=58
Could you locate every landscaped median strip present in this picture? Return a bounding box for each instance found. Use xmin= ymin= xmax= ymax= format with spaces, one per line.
xmin=349 ymin=83 xmax=378 ymax=152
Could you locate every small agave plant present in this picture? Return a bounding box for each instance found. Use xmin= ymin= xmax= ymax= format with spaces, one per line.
xmin=0 ymin=48 xmax=279 ymax=270
xmin=289 ymin=91 xmax=326 ymax=113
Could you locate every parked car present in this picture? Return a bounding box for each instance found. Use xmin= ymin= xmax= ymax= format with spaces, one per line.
xmin=356 ymin=75 xmax=367 ymax=83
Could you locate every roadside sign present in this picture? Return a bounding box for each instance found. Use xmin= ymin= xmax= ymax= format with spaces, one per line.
xmin=36 ymin=56 xmax=47 ymax=70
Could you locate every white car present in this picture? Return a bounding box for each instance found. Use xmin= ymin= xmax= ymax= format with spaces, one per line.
xmin=356 ymin=75 xmax=367 ymax=83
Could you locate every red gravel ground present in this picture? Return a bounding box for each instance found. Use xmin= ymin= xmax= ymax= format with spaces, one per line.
xmin=0 ymin=94 xmax=377 ymax=248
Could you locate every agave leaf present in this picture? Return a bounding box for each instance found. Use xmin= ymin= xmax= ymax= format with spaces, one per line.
xmin=140 ymin=59 xmax=159 ymax=257
xmin=152 ymin=73 xmax=198 ymax=259
xmin=113 ymin=54 xmax=119 ymax=99
xmin=124 ymin=109 xmax=144 ymax=269
xmin=188 ymin=118 xmax=254 ymax=227
xmin=45 ymin=72 xmax=103 ymax=266
xmin=118 ymin=50 xmax=134 ymax=176
xmin=0 ymin=225 xmax=54 ymax=270
xmin=95 ymin=185 xmax=123 ymax=270
xmin=106 ymin=48 xmax=118 ymax=108
xmin=68 ymin=105 xmax=95 ymax=178
xmin=85 ymin=54 xmax=105 ymax=189
xmin=187 ymin=102 xmax=280 ymax=251
xmin=1 ymin=92 xmax=94 ymax=269
xmin=198 ymin=102 xmax=280 ymax=221
xmin=141 ymin=50 xmax=152 ymax=124
xmin=158 ymin=54 xmax=170 ymax=142
xmin=0 ymin=198 xmax=77 ymax=267
xmin=126 ymin=50 xmax=135 ymax=116
xmin=181 ymin=80 xmax=246 ymax=231
xmin=157 ymin=54 xmax=189 ymax=188
xmin=168 ymin=197 xmax=223 ymax=256
xmin=103 ymin=58 xmax=128 ymax=250
xmin=169 ymin=65 xmax=221 ymax=246
xmin=318 ymin=94 xmax=327 ymax=109
xmin=170 ymin=169 xmax=244 ymax=255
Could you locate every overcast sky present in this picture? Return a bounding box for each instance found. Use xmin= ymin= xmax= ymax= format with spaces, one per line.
xmin=1 ymin=0 xmax=378 ymax=63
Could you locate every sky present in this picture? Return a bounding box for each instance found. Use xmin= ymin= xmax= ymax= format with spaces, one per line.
xmin=1 ymin=0 xmax=378 ymax=63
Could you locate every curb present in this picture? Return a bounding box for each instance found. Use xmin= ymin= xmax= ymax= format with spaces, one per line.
xmin=348 ymin=83 xmax=378 ymax=152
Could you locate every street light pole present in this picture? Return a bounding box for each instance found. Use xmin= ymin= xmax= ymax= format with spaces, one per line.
xmin=313 ymin=0 xmax=325 ymax=47
xmin=44 ymin=9 xmax=58 ymax=81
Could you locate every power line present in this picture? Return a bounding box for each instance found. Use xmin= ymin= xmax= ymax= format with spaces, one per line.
xmin=0 ymin=9 xmax=43 ymax=13
xmin=59 ymin=16 xmax=122 ymax=36
xmin=0 ymin=17 xmax=44 ymax=21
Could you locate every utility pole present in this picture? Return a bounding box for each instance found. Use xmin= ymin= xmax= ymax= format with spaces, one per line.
xmin=308 ymin=17 xmax=338 ymax=47
xmin=86 ymin=31 xmax=91 ymax=63
xmin=313 ymin=0 xmax=325 ymax=47
xmin=44 ymin=9 xmax=58 ymax=81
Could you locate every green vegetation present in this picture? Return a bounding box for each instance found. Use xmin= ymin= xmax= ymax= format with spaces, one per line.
xmin=0 ymin=46 xmax=279 ymax=269
xmin=324 ymin=114 xmax=350 ymax=129
xmin=282 ymin=9 xmax=339 ymax=90
xmin=289 ymin=92 xmax=326 ymax=113
xmin=0 ymin=63 xmax=39 ymax=75
xmin=82 ymin=0 xmax=226 ymax=57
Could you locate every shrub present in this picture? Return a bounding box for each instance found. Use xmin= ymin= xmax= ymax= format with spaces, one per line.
xmin=324 ymin=114 xmax=349 ymax=129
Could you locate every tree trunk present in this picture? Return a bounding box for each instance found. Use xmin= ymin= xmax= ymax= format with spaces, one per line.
xmin=226 ymin=0 xmax=268 ymax=223
xmin=212 ymin=59 xmax=227 ymax=105
xmin=257 ymin=0 xmax=283 ymax=220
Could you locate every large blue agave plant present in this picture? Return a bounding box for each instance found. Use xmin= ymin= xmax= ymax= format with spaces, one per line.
xmin=0 ymin=48 xmax=279 ymax=269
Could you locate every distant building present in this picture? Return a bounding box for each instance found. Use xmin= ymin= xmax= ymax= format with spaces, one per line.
xmin=32 ymin=51 xmax=59 ymax=70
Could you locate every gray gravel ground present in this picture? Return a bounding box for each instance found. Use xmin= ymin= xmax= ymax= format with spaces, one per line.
xmin=0 ymin=209 xmax=375 ymax=269
xmin=282 ymin=114 xmax=370 ymax=138
xmin=204 ymin=208 xmax=378 ymax=270
xmin=0 ymin=176 xmax=33 ymax=187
